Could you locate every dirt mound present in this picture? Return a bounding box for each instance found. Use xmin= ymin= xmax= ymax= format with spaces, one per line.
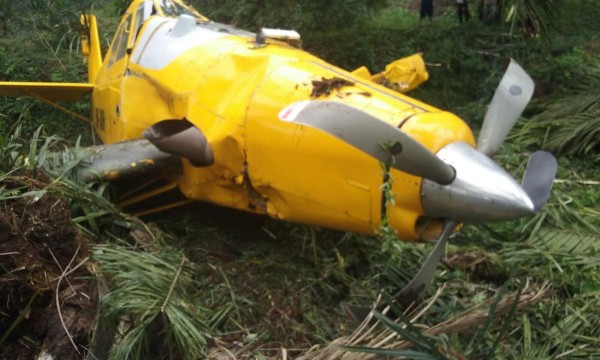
xmin=0 ymin=175 xmax=96 ymax=360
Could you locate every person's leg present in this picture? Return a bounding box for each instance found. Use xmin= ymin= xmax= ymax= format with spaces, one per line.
xmin=426 ymin=0 xmax=433 ymax=21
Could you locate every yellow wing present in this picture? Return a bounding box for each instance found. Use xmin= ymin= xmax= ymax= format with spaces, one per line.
xmin=0 ymin=82 xmax=94 ymax=102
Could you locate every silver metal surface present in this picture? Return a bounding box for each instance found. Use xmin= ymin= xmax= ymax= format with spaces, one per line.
xmin=391 ymin=220 xmax=456 ymax=304
xmin=78 ymin=139 xmax=180 ymax=181
xmin=521 ymin=151 xmax=557 ymax=212
xmin=340 ymin=219 xmax=456 ymax=323
xmin=144 ymin=119 xmax=214 ymax=167
xmin=279 ymin=100 xmax=455 ymax=184
xmin=477 ymin=59 xmax=535 ymax=156
xmin=422 ymin=142 xmax=534 ymax=222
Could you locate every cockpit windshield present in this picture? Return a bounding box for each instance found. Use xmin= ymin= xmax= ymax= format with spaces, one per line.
xmin=152 ymin=0 xmax=208 ymax=21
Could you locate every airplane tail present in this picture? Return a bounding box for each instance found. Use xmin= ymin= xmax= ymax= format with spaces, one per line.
xmin=80 ymin=14 xmax=102 ymax=84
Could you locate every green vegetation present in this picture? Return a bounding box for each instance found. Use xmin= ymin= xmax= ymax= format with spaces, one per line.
xmin=1 ymin=0 xmax=599 ymax=359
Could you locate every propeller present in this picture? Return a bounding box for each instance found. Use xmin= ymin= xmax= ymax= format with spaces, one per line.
xmin=341 ymin=220 xmax=457 ymax=323
xmin=344 ymin=150 xmax=556 ymax=323
xmin=278 ymin=60 xmax=556 ymax=323
xmin=477 ymin=59 xmax=535 ymax=157
xmin=279 ymin=101 xmax=456 ymax=185
xmin=521 ymin=151 xmax=558 ymax=212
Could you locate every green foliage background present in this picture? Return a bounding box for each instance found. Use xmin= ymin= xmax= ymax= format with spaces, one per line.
xmin=1 ymin=0 xmax=599 ymax=358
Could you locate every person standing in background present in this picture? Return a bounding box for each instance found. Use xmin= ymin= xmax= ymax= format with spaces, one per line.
xmin=483 ymin=0 xmax=498 ymax=23
xmin=420 ymin=0 xmax=434 ymax=23
xmin=456 ymin=0 xmax=470 ymax=23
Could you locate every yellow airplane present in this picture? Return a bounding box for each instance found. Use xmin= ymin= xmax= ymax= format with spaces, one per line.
xmin=0 ymin=0 xmax=556 ymax=317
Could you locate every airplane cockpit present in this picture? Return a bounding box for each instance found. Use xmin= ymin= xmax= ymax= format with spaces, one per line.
xmin=152 ymin=0 xmax=208 ymax=21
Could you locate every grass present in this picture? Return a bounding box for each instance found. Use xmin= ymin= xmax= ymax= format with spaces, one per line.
xmin=1 ymin=0 xmax=600 ymax=358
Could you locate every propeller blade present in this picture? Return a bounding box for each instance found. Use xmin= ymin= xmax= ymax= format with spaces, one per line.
xmin=279 ymin=100 xmax=455 ymax=185
xmin=521 ymin=151 xmax=557 ymax=212
xmin=477 ymin=60 xmax=535 ymax=157
xmin=341 ymin=220 xmax=456 ymax=323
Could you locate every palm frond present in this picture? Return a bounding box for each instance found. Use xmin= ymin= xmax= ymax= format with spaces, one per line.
xmin=514 ymin=93 xmax=600 ymax=158
xmin=529 ymin=229 xmax=600 ymax=255
xmin=503 ymin=0 xmax=561 ymax=35
xmin=93 ymin=246 xmax=216 ymax=360
xmin=0 ymin=123 xmax=228 ymax=358
xmin=517 ymin=189 xmax=600 ymax=238
xmin=305 ymin=282 xmax=550 ymax=359
xmin=522 ymin=294 xmax=600 ymax=358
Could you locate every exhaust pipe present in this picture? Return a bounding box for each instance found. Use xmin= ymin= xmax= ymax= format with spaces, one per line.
xmin=143 ymin=119 xmax=214 ymax=167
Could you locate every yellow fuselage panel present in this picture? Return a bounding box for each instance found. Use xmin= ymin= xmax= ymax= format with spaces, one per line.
xmin=97 ymin=14 xmax=475 ymax=240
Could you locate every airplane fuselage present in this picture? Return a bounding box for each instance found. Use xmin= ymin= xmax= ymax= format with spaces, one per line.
xmin=92 ymin=1 xmax=475 ymax=240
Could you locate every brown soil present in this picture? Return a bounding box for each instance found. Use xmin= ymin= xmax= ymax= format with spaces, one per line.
xmin=0 ymin=175 xmax=96 ymax=360
xmin=443 ymin=251 xmax=507 ymax=283
xmin=311 ymin=77 xmax=355 ymax=98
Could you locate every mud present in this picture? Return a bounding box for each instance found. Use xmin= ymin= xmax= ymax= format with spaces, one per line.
xmin=443 ymin=251 xmax=507 ymax=284
xmin=0 ymin=175 xmax=96 ymax=360
xmin=311 ymin=77 xmax=355 ymax=98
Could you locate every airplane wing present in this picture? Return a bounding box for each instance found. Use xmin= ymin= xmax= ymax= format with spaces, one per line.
xmin=0 ymin=82 xmax=94 ymax=101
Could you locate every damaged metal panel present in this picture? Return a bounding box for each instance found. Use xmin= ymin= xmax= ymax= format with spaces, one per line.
xmin=78 ymin=139 xmax=180 ymax=181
